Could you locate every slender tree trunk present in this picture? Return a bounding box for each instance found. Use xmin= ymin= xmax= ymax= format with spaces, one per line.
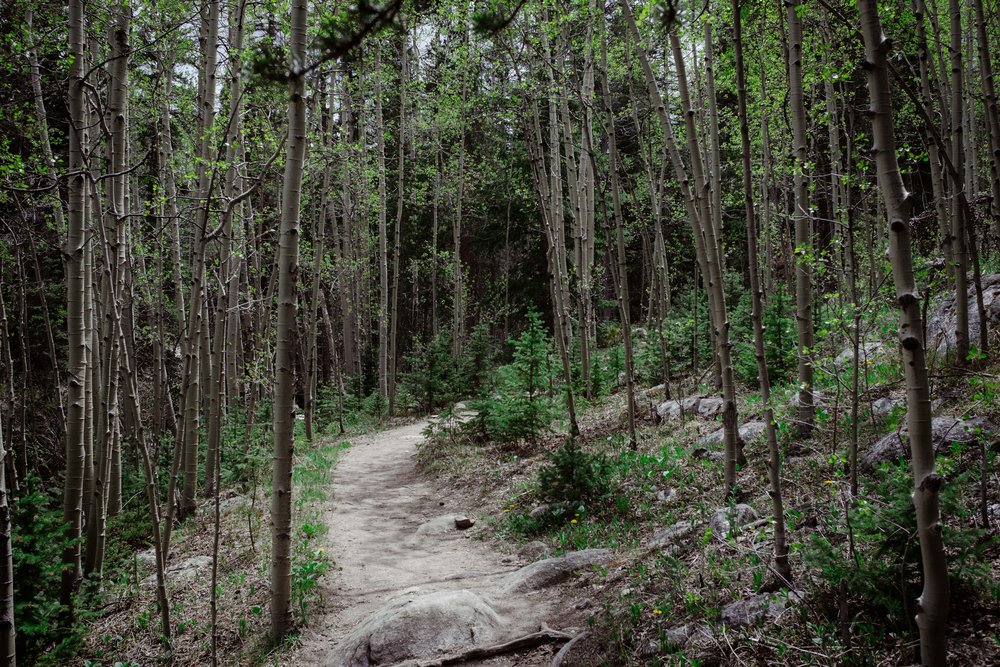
xmin=0 ymin=413 xmax=14 ymax=667
xmin=597 ymin=19 xmax=637 ymax=447
xmin=376 ymin=43 xmax=389 ymax=403
xmin=62 ymin=0 xmax=90 ymax=621
xmin=973 ymin=0 xmax=1000 ymax=234
xmin=271 ymin=0 xmax=306 ymax=640
xmin=949 ymin=0 xmax=970 ymax=364
xmin=787 ymin=0 xmax=815 ymax=436
xmin=859 ymin=4 xmax=949 ymax=663
xmin=388 ymin=37 xmax=408 ymax=416
xmin=734 ymin=0 xmax=791 ymax=585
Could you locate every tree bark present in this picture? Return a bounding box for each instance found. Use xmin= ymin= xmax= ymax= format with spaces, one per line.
xmin=858 ymin=3 xmax=950 ymax=662
xmin=271 ymin=0 xmax=307 ymax=640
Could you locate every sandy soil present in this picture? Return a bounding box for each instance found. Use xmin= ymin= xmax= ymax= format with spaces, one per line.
xmin=287 ymin=419 xmax=586 ymax=667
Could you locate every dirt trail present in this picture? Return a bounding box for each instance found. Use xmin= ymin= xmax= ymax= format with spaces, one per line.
xmin=289 ymin=419 xmax=577 ymax=666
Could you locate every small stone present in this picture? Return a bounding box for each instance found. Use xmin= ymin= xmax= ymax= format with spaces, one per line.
xmin=528 ymin=504 xmax=551 ymax=519
xmin=709 ymin=504 xmax=758 ymax=540
xmin=454 ymin=516 xmax=475 ymax=530
xmin=648 ymin=520 xmax=696 ymax=547
xmin=662 ymin=624 xmax=692 ymax=650
xmin=656 ymin=488 xmax=677 ymax=503
xmin=639 ymin=640 xmax=660 ymax=658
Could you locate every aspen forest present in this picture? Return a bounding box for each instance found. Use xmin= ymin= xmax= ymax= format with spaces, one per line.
xmin=3 ymin=0 xmax=1000 ymax=664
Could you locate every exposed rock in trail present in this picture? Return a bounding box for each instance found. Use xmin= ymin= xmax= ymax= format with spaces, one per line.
xmin=502 ymin=549 xmax=612 ymax=593
xmin=326 ymin=589 xmax=504 ymax=667
xmin=697 ymin=421 xmax=767 ymax=447
xmin=834 ymin=342 xmax=883 ymax=368
xmin=416 ymin=514 xmax=468 ymax=536
xmin=655 ymin=396 xmax=723 ymax=421
xmin=862 ymin=415 xmax=999 ymax=470
xmin=454 ymin=516 xmax=475 ymax=529
xmin=708 ymin=504 xmax=758 ymax=540
xmin=926 ymin=273 xmax=1000 ymax=356
xmin=720 ymin=590 xmax=804 ymax=627
xmin=517 ymin=541 xmax=551 ymax=560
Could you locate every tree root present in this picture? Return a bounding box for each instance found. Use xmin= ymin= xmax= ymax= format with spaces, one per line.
xmin=550 ymin=630 xmax=591 ymax=667
xmin=409 ymin=624 xmax=575 ymax=666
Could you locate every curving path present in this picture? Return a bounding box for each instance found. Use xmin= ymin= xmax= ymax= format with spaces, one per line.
xmin=287 ymin=419 xmax=576 ymax=666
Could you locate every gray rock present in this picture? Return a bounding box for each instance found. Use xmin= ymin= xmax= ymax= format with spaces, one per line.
xmin=142 ymin=555 xmax=212 ymax=588
xmin=517 ymin=541 xmax=551 ymax=560
xmin=926 ymin=273 xmax=1000 ymax=356
xmin=502 ymin=549 xmax=612 ymax=593
xmin=709 ymin=504 xmax=758 ymax=540
xmin=656 ymin=397 xmax=702 ymax=420
xmin=720 ymin=591 xmax=803 ymax=627
xmin=416 ymin=514 xmax=466 ymax=536
xmin=135 ymin=548 xmax=157 ymax=571
xmin=662 ymin=624 xmax=693 ymax=651
xmin=696 ymin=397 xmax=724 ymax=418
xmin=835 ymin=342 xmax=883 ymax=368
xmin=639 ymin=640 xmax=660 ymax=659
xmin=790 ymin=390 xmax=826 ymax=408
xmin=871 ymin=398 xmax=900 ymax=418
xmin=454 ymin=516 xmax=475 ymax=530
xmin=326 ymin=590 xmax=504 ymax=666
xmin=862 ymin=415 xmax=999 ymax=470
xmin=648 ymin=520 xmax=697 ymax=547
xmin=656 ymin=488 xmax=677 ymax=503
xmin=697 ymin=421 xmax=768 ymax=447
xmin=528 ymin=504 xmax=551 ymax=520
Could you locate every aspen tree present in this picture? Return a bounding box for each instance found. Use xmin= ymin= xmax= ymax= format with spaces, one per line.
xmin=271 ymin=0 xmax=307 ymax=640
xmin=62 ymin=0 xmax=90 ymax=620
xmin=734 ymin=0 xmax=791 ymax=584
xmin=858 ymin=1 xmax=950 ymax=661
xmin=786 ymin=0 xmax=815 ymax=436
xmin=0 ymin=415 xmax=14 ymax=667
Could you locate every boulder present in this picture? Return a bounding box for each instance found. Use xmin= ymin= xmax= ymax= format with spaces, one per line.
xmin=720 ymin=590 xmax=804 ymax=627
xmin=709 ymin=504 xmax=758 ymax=540
xmin=697 ymin=421 xmax=768 ymax=447
xmin=142 ymin=555 xmax=212 ymax=588
xmin=648 ymin=520 xmax=697 ymax=548
xmin=834 ymin=342 xmax=883 ymax=368
xmin=502 ymin=549 xmax=612 ymax=593
xmin=454 ymin=516 xmax=475 ymax=530
xmin=326 ymin=590 xmax=504 ymax=667
xmin=926 ymin=273 xmax=1000 ymax=356
xmin=697 ymin=397 xmax=724 ymax=418
xmin=871 ymin=397 xmax=900 ymax=418
xmin=789 ymin=390 xmax=826 ymax=408
xmin=656 ymin=397 xmax=700 ymax=420
xmin=862 ymin=415 xmax=999 ymax=470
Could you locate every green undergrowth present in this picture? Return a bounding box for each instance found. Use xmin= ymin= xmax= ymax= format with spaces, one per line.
xmin=418 ymin=336 xmax=1000 ymax=665
xmin=59 ymin=401 xmax=357 ymax=667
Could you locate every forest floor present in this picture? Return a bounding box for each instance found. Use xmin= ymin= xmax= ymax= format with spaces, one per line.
xmin=285 ymin=417 xmax=591 ymax=666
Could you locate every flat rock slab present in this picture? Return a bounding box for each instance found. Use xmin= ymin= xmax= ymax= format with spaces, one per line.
xmin=927 ymin=273 xmax=1000 ymax=356
xmin=503 ymin=549 xmax=612 ymax=593
xmin=648 ymin=520 xmax=697 ymax=548
xmin=721 ymin=590 xmax=805 ymax=627
xmin=326 ymin=589 xmax=504 ymax=666
xmin=656 ymin=397 xmax=724 ymax=421
xmin=697 ymin=421 xmax=768 ymax=447
xmin=834 ymin=342 xmax=883 ymax=368
xmin=862 ymin=415 xmax=999 ymax=470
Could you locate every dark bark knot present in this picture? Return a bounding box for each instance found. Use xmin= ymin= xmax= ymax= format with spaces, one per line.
xmin=919 ymin=473 xmax=944 ymax=494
